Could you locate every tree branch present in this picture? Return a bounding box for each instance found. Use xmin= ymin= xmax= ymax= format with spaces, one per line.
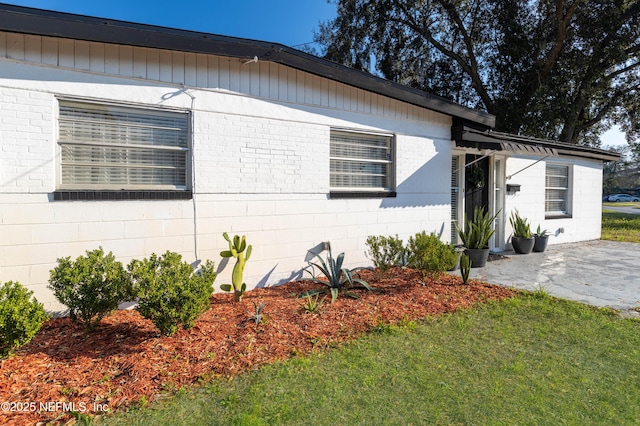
xmin=605 ymin=60 xmax=640 ymax=81
xmin=539 ymin=0 xmax=582 ymax=77
xmin=392 ymin=1 xmax=494 ymax=112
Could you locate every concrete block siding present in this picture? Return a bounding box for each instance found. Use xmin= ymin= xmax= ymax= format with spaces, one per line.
xmin=0 ymin=42 xmax=453 ymax=312
xmin=504 ymin=156 xmax=603 ymax=246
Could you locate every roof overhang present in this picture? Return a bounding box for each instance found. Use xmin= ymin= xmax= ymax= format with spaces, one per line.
xmin=453 ymin=126 xmax=621 ymax=162
xmin=0 ymin=3 xmax=495 ymax=128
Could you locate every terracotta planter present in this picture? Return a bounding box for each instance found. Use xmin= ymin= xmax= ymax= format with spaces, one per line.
xmin=464 ymin=248 xmax=490 ymax=268
xmin=511 ymin=236 xmax=535 ymax=254
xmin=533 ymin=235 xmax=549 ymax=252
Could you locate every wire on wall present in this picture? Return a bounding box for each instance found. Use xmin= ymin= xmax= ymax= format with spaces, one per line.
xmin=181 ymin=85 xmax=199 ymax=263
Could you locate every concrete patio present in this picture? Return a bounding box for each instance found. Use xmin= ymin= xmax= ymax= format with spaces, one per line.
xmin=469 ymin=240 xmax=640 ymax=311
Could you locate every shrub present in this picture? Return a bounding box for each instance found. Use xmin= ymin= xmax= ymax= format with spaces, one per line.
xmin=129 ymin=252 xmax=216 ymax=336
xmin=365 ymin=235 xmax=406 ymax=272
xmin=301 ymin=243 xmax=372 ymax=303
xmin=48 ymin=247 xmax=133 ymax=330
xmin=0 ymin=281 xmax=49 ymax=357
xmin=407 ymin=232 xmax=458 ymax=279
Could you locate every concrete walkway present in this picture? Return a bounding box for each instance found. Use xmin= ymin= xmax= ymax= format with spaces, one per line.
xmin=469 ymin=240 xmax=640 ymax=311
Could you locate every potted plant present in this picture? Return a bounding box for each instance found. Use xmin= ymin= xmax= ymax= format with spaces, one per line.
xmin=455 ymin=207 xmax=499 ymax=268
xmin=509 ymin=210 xmax=534 ymax=254
xmin=533 ymin=225 xmax=549 ymax=252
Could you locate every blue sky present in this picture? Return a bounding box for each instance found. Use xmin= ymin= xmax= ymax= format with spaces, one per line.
xmin=3 ymin=0 xmax=336 ymax=47
xmin=2 ymin=1 xmax=627 ymax=147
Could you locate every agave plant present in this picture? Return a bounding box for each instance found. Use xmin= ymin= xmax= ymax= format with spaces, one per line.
xmin=460 ymin=254 xmax=471 ymax=285
xmin=301 ymin=243 xmax=372 ymax=303
xmin=534 ymin=225 xmax=549 ymax=237
xmin=248 ymin=301 xmax=267 ymax=325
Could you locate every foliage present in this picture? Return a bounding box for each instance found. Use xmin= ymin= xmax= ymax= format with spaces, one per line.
xmin=248 ymin=301 xmax=267 ymax=325
xmin=460 ymin=255 xmax=471 ymax=285
xmin=0 ymin=281 xmax=49 ymax=357
xmin=509 ymin=210 xmax=532 ymax=238
xmin=48 ymin=247 xmax=133 ymax=330
xmin=406 ymin=231 xmax=457 ymax=279
xmin=129 ymin=252 xmax=216 ymax=336
xmin=602 ymin=145 xmax=639 ymax=194
xmin=534 ymin=225 xmax=548 ymax=237
xmin=299 ymin=293 xmax=325 ymax=314
xmin=365 ymin=235 xmax=406 ymax=272
xmin=602 ymin=210 xmax=640 ymax=243
xmin=220 ymin=233 xmax=252 ymax=302
xmin=314 ymin=0 xmax=640 ymax=145
xmin=455 ymin=207 xmax=499 ymax=249
xmin=302 ymin=244 xmax=372 ymax=303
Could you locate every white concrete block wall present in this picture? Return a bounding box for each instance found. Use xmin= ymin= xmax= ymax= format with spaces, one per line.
xmin=0 ymin=88 xmax=53 ymax=194
xmin=504 ymin=156 xmax=603 ymax=248
xmin=0 ymin=57 xmax=453 ymax=312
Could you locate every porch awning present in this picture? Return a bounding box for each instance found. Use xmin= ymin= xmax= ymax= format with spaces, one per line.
xmin=452 ymin=126 xmax=620 ymax=162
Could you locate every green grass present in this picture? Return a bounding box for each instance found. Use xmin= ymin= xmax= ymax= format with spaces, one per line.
xmin=102 ymin=294 xmax=640 ymax=425
xmin=602 ymin=210 xmax=640 ymax=242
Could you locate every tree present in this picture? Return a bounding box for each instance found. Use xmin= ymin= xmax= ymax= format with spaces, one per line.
xmin=314 ymin=0 xmax=640 ymax=146
xmin=602 ymin=141 xmax=640 ymax=195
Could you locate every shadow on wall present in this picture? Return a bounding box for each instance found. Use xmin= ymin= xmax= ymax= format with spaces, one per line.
xmin=256 ymin=241 xmax=332 ymax=288
xmin=380 ymin=140 xmax=451 ymax=209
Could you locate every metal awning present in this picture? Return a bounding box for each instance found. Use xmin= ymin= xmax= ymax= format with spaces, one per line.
xmin=453 ymin=126 xmax=620 ymax=162
xmin=455 ymin=138 xmax=557 ymax=156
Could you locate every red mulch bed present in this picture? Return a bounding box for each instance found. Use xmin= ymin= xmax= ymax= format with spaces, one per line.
xmin=0 ymin=268 xmax=515 ymax=425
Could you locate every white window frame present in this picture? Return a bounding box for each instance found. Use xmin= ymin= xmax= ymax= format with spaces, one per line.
xmin=545 ymin=163 xmax=572 ymax=218
xmin=329 ymin=129 xmax=395 ymax=194
xmin=57 ymin=99 xmax=191 ymax=191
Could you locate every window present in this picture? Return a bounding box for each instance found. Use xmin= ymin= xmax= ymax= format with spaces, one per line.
xmin=545 ymin=163 xmax=571 ymax=217
xmin=330 ymin=130 xmax=394 ymax=196
xmin=57 ymin=100 xmax=190 ymax=196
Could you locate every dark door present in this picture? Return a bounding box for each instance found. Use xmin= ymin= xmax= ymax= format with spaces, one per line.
xmin=464 ymin=154 xmax=490 ymax=219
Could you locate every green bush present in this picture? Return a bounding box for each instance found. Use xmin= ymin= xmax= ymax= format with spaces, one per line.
xmin=129 ymin=252 xmax=216 ymax=336
xmin=407 ymin=232 xmax=458 ymax=279
xmin=0 ymin=281 xmax=49 ymax=357
xmin=365 ymin=235 xmax=406 ymax=272
xmin=48 ymin=247 xmax=133 ymax=330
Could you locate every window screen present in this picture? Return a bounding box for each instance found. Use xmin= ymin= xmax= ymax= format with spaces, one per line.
xmin=58 ymin=100 xmax=190 ymax=190
xmin=330 ymin=130 xmax=393 ymax=191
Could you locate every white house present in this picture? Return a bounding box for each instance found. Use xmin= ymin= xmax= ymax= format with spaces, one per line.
xmin=0 ymin=4 xmax=619 ymax=312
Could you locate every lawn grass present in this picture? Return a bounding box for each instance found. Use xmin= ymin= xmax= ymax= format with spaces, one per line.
xmin=602 ymin=210 xmax=640 ymax=242
xmin=102 ymin=294 xmax=640 ymax=425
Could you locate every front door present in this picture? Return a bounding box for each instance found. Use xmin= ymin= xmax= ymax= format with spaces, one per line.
xmin=451 ymin=153 xmax=505 ymax=250
xmin=464 ymin=154 xmax=490 ymax=220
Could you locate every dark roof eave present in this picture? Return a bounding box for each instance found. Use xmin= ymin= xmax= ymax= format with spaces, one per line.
xmin=0 ymin=3 xmax=495 ymax=128
xmin=454 ymin=126 xmax=621 ymax=162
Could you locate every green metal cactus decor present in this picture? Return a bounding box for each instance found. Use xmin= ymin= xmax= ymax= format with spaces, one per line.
xmin=220 ymin=232 xmax=252 ymax=302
